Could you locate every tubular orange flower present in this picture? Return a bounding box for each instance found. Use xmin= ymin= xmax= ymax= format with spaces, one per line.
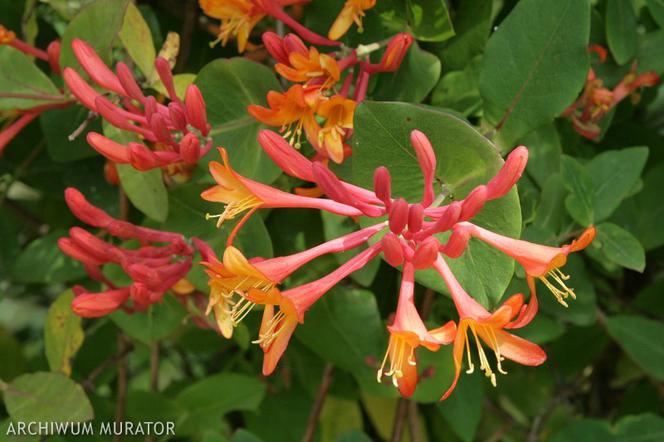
xmin=199 ymin=0 xmax=266 ymax=52
xmin=315 ymin=95 xmax=356 ymax=164
xmin=201 ymin=223 xmax=386 ymax=338
xmin=377 ymin=263 xmax=456 ymax=396
xmin=247 ymin=85 xmax=321 ymax=148
xmin=201 ymin=148 xmax=364 ymax=229
xmin=435 ymin=257 xmax=545 ymax=400
xmin=328 ymin=0 xmax=377 ymax=40
xmin=275 ymin=47 xmax=340 ymax=89
xmin=453 ymin=223 xmax=596 ymax=307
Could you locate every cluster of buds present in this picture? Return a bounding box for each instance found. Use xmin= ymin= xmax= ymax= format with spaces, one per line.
xmin=199 ymin=0 xmax=341 ymax=53
xmin=197 ymin=128 xmax=595 ymax=398
xmin=63 ymin=39 xmax=212 ymax=178
xmin=249 ymin=32 xmax=412 ymax=163
xmin=0 ymin=26 xmax=68 ymax=155
xmin=58 ymin=188 xmax=196 ymax=317
xmin=562 ymin=45 xmax=659 ymax=139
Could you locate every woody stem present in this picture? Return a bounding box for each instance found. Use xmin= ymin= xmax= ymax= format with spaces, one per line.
xmin=301 ymin=364 xmax=335 ymax=442
xmin=390 ymin=397 xmax=409 ymax=442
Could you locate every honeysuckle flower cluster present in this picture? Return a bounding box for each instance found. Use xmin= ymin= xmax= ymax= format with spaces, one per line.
xmin=59 ymin=188 xmax=196 ymax=317
xmin=0 ymin=26 xmax=68 ymax=155
xmin=198 ymin=128 xmax=596 ymax=398
xmin=562 ymin=45 xmax=660 ymax=139
xmin=249 ymin=31 xmax=412 ymax=163
xmin=63 ymin=39 xmax=212 ymax=180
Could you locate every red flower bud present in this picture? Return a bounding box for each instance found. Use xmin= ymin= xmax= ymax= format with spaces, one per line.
xmin=460 ymin=185 xmax=488 ymax=221
xmin=149 ymin=113 xmax=174 ymax=144
xmin=155 ymin=57 xmax=179 ymax=101
xmin=441 ymin=224 xmax=471 ymax=258
xmin=486 ymin=146 xmax=528 ymax=200
xmin=63 ymin=68 xmax=101 ymax=112
xmin=185 ymin=85 xmax=209 ymax=136
xmin=86 ymin=132 xmax=130 ymax=163
xmin=381 ymin=232 xmax=404 ymax=267
xmin=64 ymin=187 xmax=115 ymax=228
xmin=180 ymin=133 xmax=201 ymax=164
xmin=47 ymin=40 xmax=61 ymax=74
xmin=71 ymin=39 xmax=124 ymax=95
xmin=408 ymin=203 xmax=424 ymax=233
xmin=71 ymin=288 xmax=130 ymax=317
xmin=283 ymin=33 xmax=308 ymax=56
xmin=262 ymin=32 xmax=289 ymax=64
xmin=412 ymin=237 xmax=439 ymax=269
xmin=389 ymin=198 xmax=409 ymax=234
xmin=169 ymin=102 xmax=188 ymax=131
xmin=380 ymin=32 xmax=413 ymax=72
xmin=116 ymin=62 xmax=147 ymax=103
xmin=410 ymin=130 xmax=436 ymax=206
xmin=373 ymin=166 xmax=392 ymax=205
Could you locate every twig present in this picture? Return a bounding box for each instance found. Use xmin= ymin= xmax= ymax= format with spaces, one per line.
xmin=407 ymin=400 xmax=423 ymax=442
xmin=149 ymin=342 xmax=160 ymax=392
xmin=175 ymin=0 xmax=197 ymax=73
xmin=82 ymin=342 xmax=135 ymax=393
xmin=390 ymin=398 xmax=409 ymax=442
xmin=68 ymin=111 xmax=97 ymax=141
xmin=114 ymin=335 xmax=130 ymax=442
xmin=301 ymin=364 xmax=335 ymax=442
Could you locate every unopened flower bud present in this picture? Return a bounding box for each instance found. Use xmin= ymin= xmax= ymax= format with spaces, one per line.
xmin=180 ymin=133 xmax=201 ymax=164
xmin=408 ymin=204 xmax=424 ymax=233
xmin=380 ymin=32 xmax=413 ymax=72
xmin=185 ymin=85 xmax=210 ymax=136
xmin=373 ymin=166 xmax=392 ymax=205
xmin=283 ymin=33 xmax=308 ymax=56
xmin=72 ymin=39 xmax=124 ymax=95
xmin=262 ymin=32 xmax=289 ymax=64
xmin=116 ymin=62 xmax=147 ymax=102
xmin=412 ymin=237 xmax=439 ymax=270
xmin=486 ymin=146 xmax=528 ymax=200
xmin=389 ymin=198 xmax=409 ymax=234
xmin=155 ymin=57 xmax=179 ymax=101
xmin=71 ymin=288 xmax=130 ymax=317
xmin=460 ymin=185 xmax=488 ymax=221
xmin=47 ymin=40 xmax=61 ymax=74
xmin=381 ymin=232 xmax=404 ymax=267
xmin=169 ymin=102 xmax=188 ymax=131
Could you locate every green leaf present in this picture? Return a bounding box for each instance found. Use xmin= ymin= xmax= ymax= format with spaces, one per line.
xmin=195 ymin=58 xmax=282 ymax=184
xmin=549 ymin=419 xmax=615 ymax=442
xmin=352 ymin=101 xmax=521 ymax=307
xmin=119 ymin=2 xmax=156 ymax=79
xmin=176 ymin=373 xmax=266 ymax=435
xmin=12 ymin=230 xmax=86 ymax=284
xmin=44 ymin=290 xmax=84 ymax=376
xmin=110 ymin=295 xmax=186 ymax=345
xmin=405 ymin=0 xmax=454 ymax=42
xmin=433 ymin=0 xmax=492 ymax=71
xmin=648 ymin=0 xmax=664 ymax=29
xmin=437 ymin=373 xmax=485 ymax=442
xmin=296 ymin=288 xmax=385 ymax=389
xmin=320 ymin=397 xmax=363 ymax=442
xmin=60 ymin=0 xmax=130 ymax=70
xmin=431 ymin=58 xmax=482 ymax=117
xmin=0 ymin=46 xmax=62 ymax=110
xmin=520 ymin=124 xmax=561 ymax=189
xmin=595 ymin=223 xmax=645 ymax=272
xmin=612 ymin=163 xmax=664 ymax=251
xmin=615 ymin=413 xmax=664 ymax=441
xmin=606 ymin=0 xmax=638 ymax=65
xmin=479 ymin=0 xmax=590 ymax=145
xmin=586 ymin=147 xmax=648 ymax=222
xmin=117 ymin=164 xmax=168 ymax=222
xmin=3 ymin=372 xmax=94 ymax=422
xmin=561 ymin=155 xmax=594 ymax=226
xmin=606 ymin=315 xmax=664 ymax=381
xmin=40 ymin=105 xmax=101 ymax=162
xmin=372 ymin=42 xmax=441 ymax=103
xmin=0 ymin=329 xmax=26 ymax=382
xmin=533 ymin=173 xmax=566 ymax=233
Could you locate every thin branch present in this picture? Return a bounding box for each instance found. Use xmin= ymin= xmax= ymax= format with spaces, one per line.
xmin=68 ymin=111 xmax=97 ymax=141
xmin=301 ymin=364 xmax=335 ymax=442
xmin=114 ymin=335 xmax=130 ymax=442
xmin=149 ymin=342 xmax=160 ymax=392
xmin=82 ymin=342 xmax=135 ymax=393
xmin=390 ymin=398 xmax=409 ymax=442
xmin=407 ymin=400 xmax=423 ymax=442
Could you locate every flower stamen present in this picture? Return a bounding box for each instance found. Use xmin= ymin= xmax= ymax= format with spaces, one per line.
xmin=539 ymin=267 xmax=576 ymax=307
